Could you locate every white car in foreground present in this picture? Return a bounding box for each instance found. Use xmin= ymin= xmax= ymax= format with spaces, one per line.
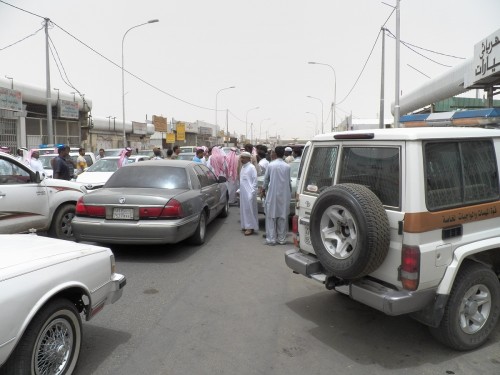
xmin=0 ymin=234 xmax=126 ymax=374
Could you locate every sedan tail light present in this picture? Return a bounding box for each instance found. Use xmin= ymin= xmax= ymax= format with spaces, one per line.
xmin=159 ymin=199 xmax=184 ymax=219
xmin=75 ymin=197 xmax=105 ymax=218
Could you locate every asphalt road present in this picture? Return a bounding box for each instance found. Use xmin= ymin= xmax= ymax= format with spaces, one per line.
xmin=75 ymin=208 xmax=500 ymax=375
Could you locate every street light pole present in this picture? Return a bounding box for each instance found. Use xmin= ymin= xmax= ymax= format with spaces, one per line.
xmin=308 ymin=61 xmax=336 ymax=132
xmin=259 ymin=118 xmax=271 ymax=144
xmin=215 ymin=86 xmax=235 ymax=135
xmin=306 ymin=95 xmax=324 ymax=134
xmin=245 ymin=106 xmax=259 ymax=141
xmin=122 ymin=19 xmax=159 ymax=147
xmin=305 ymin=112 xmax=318 ymax=135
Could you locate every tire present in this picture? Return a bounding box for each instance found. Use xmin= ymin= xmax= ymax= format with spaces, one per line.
xmin=189 ymin=211 xmax=207 ymax=245
xmin=49 ymin=203 xmax=76 ymax=241
xmin=309 ymin=183 xmax=390 ymax=279
xmin=429 ymin=261 xmax=500 ymax=351
xmin=218 ymin=194 xmax=229 ymax=218
xmin=2 ymin=298 xmax=82 ymax=375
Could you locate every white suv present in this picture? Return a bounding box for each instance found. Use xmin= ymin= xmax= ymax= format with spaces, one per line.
xmin=286 ymin=127 xmax=500 ymax=350
xmin=0 ymin=151 xmax=86 ymax=239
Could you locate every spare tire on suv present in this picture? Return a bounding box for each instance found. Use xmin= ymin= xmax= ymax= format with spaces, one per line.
xmin=309 ymin=183 xmax=390 ymax=279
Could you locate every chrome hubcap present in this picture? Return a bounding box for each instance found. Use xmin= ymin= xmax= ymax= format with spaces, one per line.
xmin=35 ymin=318 xmax=73 ymax=375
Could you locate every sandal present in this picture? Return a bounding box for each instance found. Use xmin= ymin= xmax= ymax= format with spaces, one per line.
xmin=244 ymin=229 xmax=254 ymax=236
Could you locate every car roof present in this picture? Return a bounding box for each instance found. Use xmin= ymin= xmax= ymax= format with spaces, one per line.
xmin=312 ymin=127 xmax=500 ymax=142
xmin=124 ymin=159 xmax=196 ymax=167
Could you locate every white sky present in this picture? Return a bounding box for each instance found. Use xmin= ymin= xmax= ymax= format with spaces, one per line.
xmin=1 ymin=0 xmax=499 ymax=140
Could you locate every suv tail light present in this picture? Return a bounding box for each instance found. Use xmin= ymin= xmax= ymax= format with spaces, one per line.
xmin=401 ymin=245 xmax=420 ymax=291
xmin=75 ymin=197 xmax=105 ymax=217
xmin=159 ymin=199 xmax=184 ymax=219
xmin=292 ymin=215 xmax=298 ymax=233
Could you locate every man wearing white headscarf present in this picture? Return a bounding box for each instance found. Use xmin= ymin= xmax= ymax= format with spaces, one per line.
xmin=239 ymin=151 xmax=259 ymax=236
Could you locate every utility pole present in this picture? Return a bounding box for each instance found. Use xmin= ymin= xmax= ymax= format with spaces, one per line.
xmin=394 ymin=0 xmax=401 ymax=128
xmin=379 ymin=27 xmax=386 ymax=129
xmin=45 ymin=18 xmax=53 ymax=144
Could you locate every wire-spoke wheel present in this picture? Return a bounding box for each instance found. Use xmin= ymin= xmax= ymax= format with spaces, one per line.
xmin=3 ymin=298 xmax=82 ymax=375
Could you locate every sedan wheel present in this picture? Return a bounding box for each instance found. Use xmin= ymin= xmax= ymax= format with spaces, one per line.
xmin=189 ymin=211 xmax=207 ymax=245
xmin=3 ymin=299 xmax=82 ymax=375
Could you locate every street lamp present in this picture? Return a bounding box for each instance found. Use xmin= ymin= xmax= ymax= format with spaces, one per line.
xmin=306 ymin=95 xmax=324 ymax=134
xmin=122 ymin=19 xmax=159 ymax=147
xmin=258 ymin=118 xmax=271 ymax=144
xmin=245 ymin=106 xmax=259 ymax=141
xmin=308 ymin=61 xmax=336 ymax=132
xmin=305 ymin=112 xmax=318 ymax=135
xmin=215 ymin=86 xmax=235 ymax=130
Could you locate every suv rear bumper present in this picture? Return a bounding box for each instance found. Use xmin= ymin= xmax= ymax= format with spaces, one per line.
xmin=285 ymin=249 xmax=437 ymax=316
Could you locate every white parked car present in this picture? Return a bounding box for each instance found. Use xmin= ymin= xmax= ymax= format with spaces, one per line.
xmin=75 ymin=155 xmax=151 ymax=190
xmin=38 ymin=152 xmax=96 ymax=179
xmin=0 ymin=151 xmax=86 ymax=240
xmin=0 ymin=233 xmax=126 ymax=374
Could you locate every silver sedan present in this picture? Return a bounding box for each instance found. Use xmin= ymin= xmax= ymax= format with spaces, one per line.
xmin=72 ymin=160 xmax=229 ymax=245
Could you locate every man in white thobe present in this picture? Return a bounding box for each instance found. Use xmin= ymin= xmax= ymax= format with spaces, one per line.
xmin=239 ymin=152 xmax=259 ymax=236
xmin=262 ymin=146 xmax=291 ymax=246
xmin=28 ymin=150 xmax=45 ymax=175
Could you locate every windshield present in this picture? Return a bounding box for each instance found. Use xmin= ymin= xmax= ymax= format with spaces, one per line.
xmin=87 ymin=158 xmax=119 ymax=172
xmin=106 ymin=166 xmax=189 ymax=189
xmin=39 ymin=155 xmax=56 ymax=169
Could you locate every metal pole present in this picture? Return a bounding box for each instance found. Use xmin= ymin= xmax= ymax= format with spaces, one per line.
xmin=308 ymin=62 xmax=336 ymax=132
xmin=245 ymin=106 xmax=259 ymax=141
xmin=394 ymin=0 xmax=401 ymax=128
xmin=379 ymin=27 xmax=386 ymax=129
xmin=226 ymin=109 xmax=229 ymax=147
xmin=45 ymin=18 xmax=53 ymax=145
xmin=122 ymin=20 xmax=159 ymax=147
xmin=306 ymin=96 xmax=323 ymax=134
xmin=215 ymin=86 xmax=235 ymax=132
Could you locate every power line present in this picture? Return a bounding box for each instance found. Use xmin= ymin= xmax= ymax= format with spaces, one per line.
xmin=0 ymin=0 xmax=217 ymax=112
xmin=337 ymin=28 xmax=383 ymax=106
xmin=50 ymin=21 xmax=217 ymax=111
xmin=0 ymin=25 xmax=44 ymax=51
xmin=385 ymin=31 xmax=465 ymax=60
xmin=385 ymin=29 xmax=453 ymax=67
xmin=0 ymin=0 xmax=44 ymax=19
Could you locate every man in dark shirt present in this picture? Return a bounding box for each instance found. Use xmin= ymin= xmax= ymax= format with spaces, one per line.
xmin=53 ymin=145 xmax=71 ymax=180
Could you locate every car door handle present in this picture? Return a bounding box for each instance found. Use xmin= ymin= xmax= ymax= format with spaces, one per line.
xmin=0 ymin=193 xmax=5 ymax=197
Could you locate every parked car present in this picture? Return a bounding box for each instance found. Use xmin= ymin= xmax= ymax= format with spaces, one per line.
xmin=72 ymin=160 xmax=229 ymax=245
xmin=179 ymin=146 xmax=198 ymax=153
xmin=136 ymin=149 xmax=156 ymax=158
xmin=177 ymin=152 xmax=196 ymax=161
xmin=257 ymin=159 xmax=300 ymax=215
xmin=222 ymin=147 xmax=240 ymax=155
xmin=76 ymin=155 xmax=151 ymax=190
xmin=103 ymin=148 xmax=124 ymax=157
xmin=38 ymin=151 xmax=96 ymax=178
xmin=286 ymin=127 xmax=500 ymax=350
xmin=0 ymin=151 xmax=86 ymax=240
xmin=0 ymin=233 xmax=126 ymax=374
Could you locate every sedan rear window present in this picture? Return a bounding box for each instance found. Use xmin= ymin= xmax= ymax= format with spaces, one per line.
xmin=106 ymin=166 xmax=189 ymax=189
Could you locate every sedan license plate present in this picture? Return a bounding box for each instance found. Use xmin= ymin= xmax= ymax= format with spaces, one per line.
xmin=113 ymin=208 xmax=134 ymax=220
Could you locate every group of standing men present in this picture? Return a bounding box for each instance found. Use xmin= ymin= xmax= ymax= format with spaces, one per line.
xmin=239 ymin=145 xmax=293 ymax=246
